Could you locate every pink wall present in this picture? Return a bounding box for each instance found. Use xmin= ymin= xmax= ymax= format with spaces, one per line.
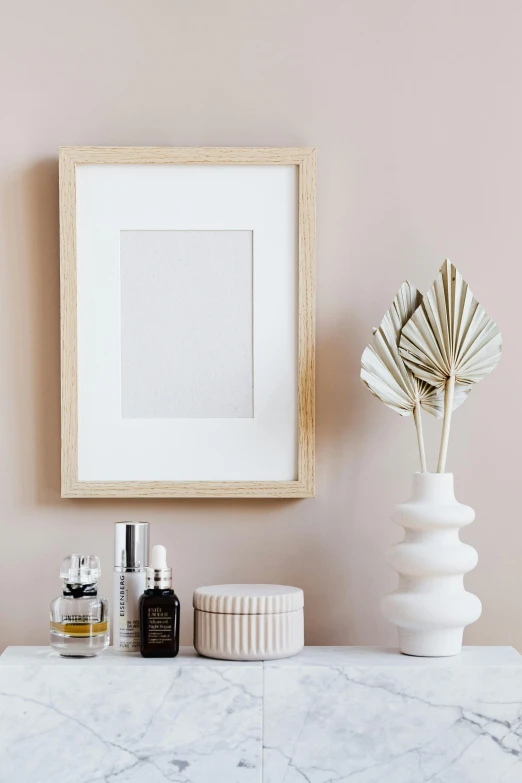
xmin=0 ymin=0 xmax=520 ymax=651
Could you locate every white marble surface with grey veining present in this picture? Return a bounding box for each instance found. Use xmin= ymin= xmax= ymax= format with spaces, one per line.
xmin=2 ymin=646 xmax=522 ymax=783
xmin=263 ymin=647 xmax=522 ymax=783
xmin=0 ymin=647 xmax=262 ymax=783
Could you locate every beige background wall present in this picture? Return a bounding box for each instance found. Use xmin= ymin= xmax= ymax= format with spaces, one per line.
xmin=0 ymin=0 xmax=520 ymax=652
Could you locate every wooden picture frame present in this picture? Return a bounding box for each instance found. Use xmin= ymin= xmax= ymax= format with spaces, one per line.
xmin=60 ymin=147 xmax=315 ymax=498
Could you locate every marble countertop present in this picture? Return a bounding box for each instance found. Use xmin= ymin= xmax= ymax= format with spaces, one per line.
xmin=1 ymin=644 xmax=520 ymax=666
xmin=1 ymin=645 xmax=521 ymax=781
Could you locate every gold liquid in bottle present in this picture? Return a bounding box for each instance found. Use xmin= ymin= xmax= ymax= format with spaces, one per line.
xmin=50 ymin=620 xmax=109 ymax=638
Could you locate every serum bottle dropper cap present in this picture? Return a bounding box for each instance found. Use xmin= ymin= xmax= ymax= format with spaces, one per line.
xmin=146 ymin=545 xmax=173 ymax=590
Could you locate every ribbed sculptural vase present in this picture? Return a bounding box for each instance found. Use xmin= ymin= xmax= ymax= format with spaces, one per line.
xmin=381 ymin=472 xmax=482 ymax=657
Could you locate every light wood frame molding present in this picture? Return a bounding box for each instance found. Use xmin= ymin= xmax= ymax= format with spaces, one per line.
xmin=59 ymin=146 xmax=316 ymax=498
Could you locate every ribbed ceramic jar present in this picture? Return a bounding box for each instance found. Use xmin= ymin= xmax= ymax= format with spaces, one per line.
xmin=193 ymin=584 xmax=304 ymax=661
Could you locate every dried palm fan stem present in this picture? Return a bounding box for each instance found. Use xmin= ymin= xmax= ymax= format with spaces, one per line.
xmin=413 ymin=401 xmax=427 ymax=473
xmin=437 ymin=374 xmax=455 ymax=473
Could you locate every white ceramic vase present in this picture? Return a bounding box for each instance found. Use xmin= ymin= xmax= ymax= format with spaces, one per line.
xmin=381 ymin=472 xmax=482 ymax=656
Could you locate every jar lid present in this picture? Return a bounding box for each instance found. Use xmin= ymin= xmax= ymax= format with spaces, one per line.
xmin=193 ymin=584 xmax=304 ymax=615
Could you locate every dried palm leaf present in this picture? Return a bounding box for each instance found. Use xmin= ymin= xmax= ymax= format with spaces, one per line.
xmin=399 ymin=260 xmax=502 ymax=472
xmin=361 ymin=281 xmax=470 ymax=471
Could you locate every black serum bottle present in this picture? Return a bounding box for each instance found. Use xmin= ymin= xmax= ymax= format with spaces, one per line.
xmin=139 ymin=545 xmax=180 ymax=658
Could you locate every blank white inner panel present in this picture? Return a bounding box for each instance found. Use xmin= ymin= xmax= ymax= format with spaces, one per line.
xmin=120 ymin=230 xmax=253 ymax=419
xmin=76 ymin=164 xmax=298 ymax=481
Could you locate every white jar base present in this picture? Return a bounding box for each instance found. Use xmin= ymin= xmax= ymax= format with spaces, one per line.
xmin=398 ymin=628 xmax=464 ymax=657
xmin=194 ymin=608 xmax=304 ymax=661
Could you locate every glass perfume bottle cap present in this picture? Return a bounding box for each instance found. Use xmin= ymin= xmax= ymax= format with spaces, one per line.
xmin=60 ymin=554 xmax=101 ymax=584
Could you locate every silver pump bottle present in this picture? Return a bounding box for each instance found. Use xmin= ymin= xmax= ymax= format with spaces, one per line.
xmin=113 ymin=521 xmax=150 ymax=652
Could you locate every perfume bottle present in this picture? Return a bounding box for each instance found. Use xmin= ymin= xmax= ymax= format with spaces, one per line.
xmin=139 ymin=545 xmax=180 ymax=658
xmin=50 ymin=555 xmax=109 ymax=657
xmin=113 ymin=521 xmax=150 ymax=652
